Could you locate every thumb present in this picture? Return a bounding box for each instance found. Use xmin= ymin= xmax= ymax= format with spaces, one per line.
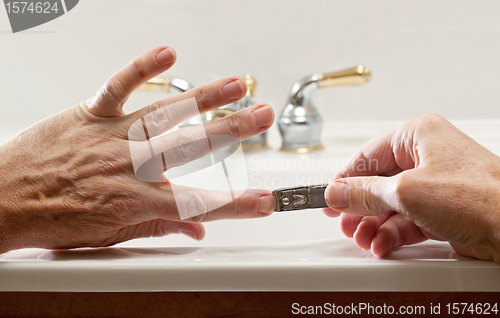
xmin=325 ymin=176 xmax=400 ymax=215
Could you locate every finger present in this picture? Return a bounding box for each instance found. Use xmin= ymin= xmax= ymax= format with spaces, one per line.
xmin=333 ymin=126 xmax=416 ymax=181
xmin=450 ymin=243 xmax=497 ymax=262
xmin=322 ymin=208 xmax=341 ymax=218
xmin=144 ymin=186 xmax=274 ymax=223
xmin=352 ymin=211 xmax=396 ymax=250
xmin=339 ymin=213 xmax=363 ymax=238
xmin=202 ymin=104 xmax=274 ymax=141
xmin=126 ymin=76 xmax=248 ymax=126
xmin=106 ymin=220 xmax=206 ymax=246
xmin=131 ymin=104 xmax=274 ymax=180
xmin=191 ymin=190 xmax=275 ymax=223
xmin=324 ymin=174 xmax=403 ymax=215
xmin=338 ymin=212 xmax=393 ymax=241
xmin=161 ymin=103 xmax=273 ymax=171
xmin=87 ymin=46 xmax=177 ymax=118
xmin=370 ymin=213 xmax=428 ymax=258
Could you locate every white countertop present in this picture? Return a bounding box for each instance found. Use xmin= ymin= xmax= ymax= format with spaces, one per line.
xmin=1 ymin=239 xmax=499 ymax=292
xmin=1 ymin=120 xmax=500 ymax=292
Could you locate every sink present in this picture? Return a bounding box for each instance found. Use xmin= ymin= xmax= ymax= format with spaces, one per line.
xmin=1 ymin=120 xmax=500 ymax=292
xmin=1 ymin=239 xmax=499 ymax=292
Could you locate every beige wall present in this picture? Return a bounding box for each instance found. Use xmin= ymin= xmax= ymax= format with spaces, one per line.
xmin=1 ymin=0 xmax=500 ymax=134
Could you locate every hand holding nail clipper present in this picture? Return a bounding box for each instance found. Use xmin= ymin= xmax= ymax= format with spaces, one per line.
xmin=322 ymin=114 xmax=500 ymax=264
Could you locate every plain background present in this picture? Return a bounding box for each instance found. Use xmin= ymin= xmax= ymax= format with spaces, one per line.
xmin=1 ymin=0 xmax=500 ymax=137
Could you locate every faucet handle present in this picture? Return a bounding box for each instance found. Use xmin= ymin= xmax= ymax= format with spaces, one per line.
xmin=137 ymin=78 xmax=172 ymax=92
xmin=244 ymin=74 xmax=257 ymax=97
xmin=279 ymin=65 xmax=371 ymax=153
xmin=238 ymin=74 xmax=268 ymax=151
xmin=318 ymin=65 xmax=371 ymax=88
xmin=137 ymin=77 xmax=194 ymax=93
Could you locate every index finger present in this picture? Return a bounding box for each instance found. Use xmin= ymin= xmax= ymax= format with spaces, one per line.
xmin=136 ymin=184 xmax=275 ymax=223
xmin=336 ymin=125 xmax=417 ymax=180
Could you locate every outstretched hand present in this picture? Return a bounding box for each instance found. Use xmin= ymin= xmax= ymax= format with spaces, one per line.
xmin=0 ymin=46 xmax=275 ymax=254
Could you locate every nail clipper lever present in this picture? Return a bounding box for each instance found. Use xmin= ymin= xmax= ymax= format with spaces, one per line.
xmin=272 ymin=184 xmax=329 ymax=212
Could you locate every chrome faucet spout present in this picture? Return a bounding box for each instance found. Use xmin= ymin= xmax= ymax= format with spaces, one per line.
xmin=279 ymin=66 xmax=371 ymax=153
xmin=288 ymin=74 xmax=320 ymax=108
xmin=138 ymin=75 xmax=267 ymax=151
xmin=137 ymin=77 xmax=194 ymax=93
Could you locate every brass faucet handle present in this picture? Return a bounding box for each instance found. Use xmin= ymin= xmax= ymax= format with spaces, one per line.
xmin=318 ymin=65 xmax=371 ymax=88
xmin=244 ymin=74 xmax=257 ymax=97
xmin=137 ymin=77 xmax=172 ymax=92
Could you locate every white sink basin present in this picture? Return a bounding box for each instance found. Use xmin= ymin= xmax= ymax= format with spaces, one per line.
xmin=1 ymin=239 xmax=499 ymax=292
xmin=1 ymin=120 xmax=500 ymax=292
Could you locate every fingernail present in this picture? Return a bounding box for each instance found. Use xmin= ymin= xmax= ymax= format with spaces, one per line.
xmin=251 ymin=105 xmax=274 ymax=128
xmin=181 ymin=231 xmax=198 ymax=240
xmin=325 ymin=181 xmax=350 ymax=208
xmin=220 ymin=80 xmax=245 ymax=101
xmin=256 ymin=195 xmax=275 ymax=215
xmin=155 ymin=47 xmax=176 ymax=66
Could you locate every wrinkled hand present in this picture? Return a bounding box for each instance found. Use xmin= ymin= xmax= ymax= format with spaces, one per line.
xmin=0 ymin=46 xmax=275 ymax=254
xmin=324 ymin=114 xmax=500 ymax=264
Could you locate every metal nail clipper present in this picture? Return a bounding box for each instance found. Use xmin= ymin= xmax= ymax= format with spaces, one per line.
xmin=272 ymin=184 xmax=329 ymax=212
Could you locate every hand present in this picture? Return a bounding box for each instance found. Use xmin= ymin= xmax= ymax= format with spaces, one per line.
xmin=324 ymin=114 xmax=500 ymax=264
xmin=0 ymin=46 xmax=275 ymax=254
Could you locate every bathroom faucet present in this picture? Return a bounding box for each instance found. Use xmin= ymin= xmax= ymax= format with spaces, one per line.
xmin=138 ymin=77 xmax=194 ymax=93
xmin=138 ymin=75 xmax=267 ymax=150
xmin=240 ymin=75 xmax=268 ymax=150
xmin=278 ymin=65 xmax=371 ymax=153
xmin=203 ymin=74 xmax=267 ymax=150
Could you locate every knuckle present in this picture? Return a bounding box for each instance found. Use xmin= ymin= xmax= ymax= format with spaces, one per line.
xmin=143 ymin=102 xmax=162 ymax=122
xmin=224 ymin=114 xmax=243 ymax=137
xmin=195 ymin=85 xmax=210 ymax=110
xmin=358 ymin=176 xmax=383 ymax=212
xmin=148 ymin=102 xmax=161 ymax=113
xmin=159 ymin=104 xmax=175 ymax=124
xmin=131 ymin=59 xmax=147 ymax=82
xmin=183 ymin=192 xmax=209 ymax=223
xmin=150 ymin=104 xmax=175 ymax=133
xmin=101 ymin=78 xmax=124 ymax=105
xmin=151 ymin=219 xmax=169 ymax=237
xmin=417 ymin=113 xmax=448 ymax=130
xmin=173 ymin=129 xmax=207 ymax=164
xmin=394 ymin=172 xmax=418 ymax=212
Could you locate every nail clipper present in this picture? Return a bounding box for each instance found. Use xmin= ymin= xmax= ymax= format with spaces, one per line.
xmin=272 ymin=184 xmax=329 ymax=212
